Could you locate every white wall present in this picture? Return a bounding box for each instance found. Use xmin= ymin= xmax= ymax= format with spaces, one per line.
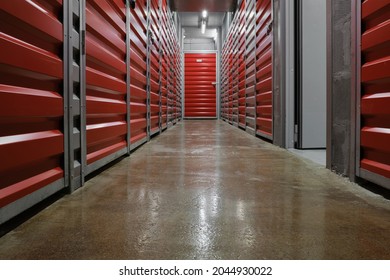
xmin=184 ymin=38 xmax=216 ymax=51
xmin=300 ymin=0 xmax=327 ymax=148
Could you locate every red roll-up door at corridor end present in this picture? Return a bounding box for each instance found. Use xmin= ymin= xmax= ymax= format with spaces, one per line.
xmin=185 ymin=53 xmax=217 ymax=118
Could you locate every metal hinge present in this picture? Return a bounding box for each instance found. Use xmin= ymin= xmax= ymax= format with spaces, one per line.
xmin=294 ymin=124 xmax=298 ymax=143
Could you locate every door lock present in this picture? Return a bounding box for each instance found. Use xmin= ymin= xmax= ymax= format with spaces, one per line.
xmin=130 ymin=0 xmax=136 ymax=9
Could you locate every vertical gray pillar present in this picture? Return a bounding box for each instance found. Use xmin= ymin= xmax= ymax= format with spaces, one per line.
xmin=65 ymin=0 xmax=85 ymax=192
xmin=272 ymin=0 xmax=286 ymax=148
xmin=327 ymin=0 xmax=353 ymax=176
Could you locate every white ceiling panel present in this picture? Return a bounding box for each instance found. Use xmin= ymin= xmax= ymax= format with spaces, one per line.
xmin=171 ymin=0 xmax=235 ymax=12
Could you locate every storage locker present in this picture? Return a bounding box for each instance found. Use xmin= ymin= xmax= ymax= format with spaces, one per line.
xmin=228 ymin=33 xmax=234 ymax=124
xmin=255 ymin=0 xmax=273 ymax=139
xmin=238 ymin=0 xmax=247 ymax=128
xmin=160 ymin=0 xmax=169 ymax=130
xmin=357 ymin=0 xmax=390 ymax=188
xmin=85 ymin=0 xmax=128 ymax=172
xmin=149 ymin=0 xmax=161 ymax=136
xmin=221 ymin=43 xmax=229 ymax=121
xmin=231 ymin=16 xmax=239 ymax=126
xmin=184 ymin=53 xmax=217 ymax=118
xmin=175 ymin=45 xmax=183 ymax=122
xmin=0 ymin=0 xmax=184 ymax=225
xmin=130 ymin=0 xmax=149 ymax=149
xmin=221 ymin=0 xmax=273 ymax=138
xmin=0 ymin=0 xmax=66 ymax=222
xmin=164 ymin=3 xmax=175 ymax=126
xmin=245 ymin=0 xmax=257 ymax=135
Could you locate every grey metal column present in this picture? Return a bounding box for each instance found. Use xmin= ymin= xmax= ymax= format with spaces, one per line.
xmin=146 ymin=0 xmax=151 ymax=141
xmin=272 ymin=0 xmax=286 ymax=147
xmin=126 ymin=0 xmax=131 ymax=153
xmin=159 ymin=46 xmax=163 ymax=133
xmin=65 ymin=0 xmax=85 ymax=192
xmin=80 ymin=0 xmax=87 ymax=186
xmin=63 ymin=0 xmax=70 ymax=190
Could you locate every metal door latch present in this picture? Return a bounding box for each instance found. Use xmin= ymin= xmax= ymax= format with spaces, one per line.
xmin=130 ymin=0 xmax=136 ymax=9
xmin=266 ymin=21 xmax=273 ymax=36
xmin=149 ymin=32 xmax=155 ymax=44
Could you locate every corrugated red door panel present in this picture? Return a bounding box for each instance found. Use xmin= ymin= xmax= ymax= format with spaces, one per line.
xmin=130 ymin=0 xmax=148 ymax=146
xmin=360 ymin=1 xmax=390 ymax=180
xmin=255 ymin=0 xmax=273 ymax=138
xmin=0 ymin=0 xmax=65 ymax=207
xmin=149 ymin=0 xmax=161 ymax=135
xmin=86 ymin=0 xmax=127 ymax=165
xmin=185 ymin=53 xmax=216 ymax=118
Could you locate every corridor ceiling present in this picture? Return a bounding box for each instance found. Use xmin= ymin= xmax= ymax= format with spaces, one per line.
xmin=170 ymin=0 xmax=236 ymax=12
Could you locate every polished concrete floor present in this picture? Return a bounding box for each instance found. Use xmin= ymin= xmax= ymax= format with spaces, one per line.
xmin=288 ymin=149 xmax=326 ymax=166
xmin=0 ymin=120 xmax=390 ymax=259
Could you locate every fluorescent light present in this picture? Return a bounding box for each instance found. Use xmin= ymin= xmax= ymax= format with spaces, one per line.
xmin=201 ymin=21 xmax=206 ymax=34
xmin=202 ymin=10 xmax=208 ymax=18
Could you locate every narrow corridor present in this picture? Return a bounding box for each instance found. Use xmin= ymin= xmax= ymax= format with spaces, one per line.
xmin=0 ymin=121 xmax=389 ymax=259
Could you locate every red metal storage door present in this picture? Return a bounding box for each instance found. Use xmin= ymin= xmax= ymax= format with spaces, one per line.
xmin=228 ymin=35 xmax=234 ymax=123
xmin=184 ymin=53 xmax=217 ymax=118
xmin=160 ymin=0 xmax=169 ymax=130
xmin=221 ymin=44 xmax=229 ymax=121
xmin=175 ymin=45 xmax=182 ymax=122
xmin=0 ymin=1 xmax=65 ymax=217
xmin=149 ymin=0 xmax=161 ymax=136
xmin=130 ymin=0 xmax=148 ymax=148
xmin=231 ymin=21 xmax=239 ymax=125
xmin=167 ymin=22 xmax=175 ymax=125
xmin=238 ymin=0 xmax=246 ymax=128
xmin=245 ymin=0 xmax=257 ymax=135
xmin=85 ymin=0 xmax=128 ymax=172
xmin=358 ymin=1 xmax=390 ymax=188
xmin=255 ymin=0 xmax=273 ymax=140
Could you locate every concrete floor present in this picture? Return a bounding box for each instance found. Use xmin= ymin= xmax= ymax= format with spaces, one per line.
xmin=0 ymin=120 xmax=390 ymax=259
xmin=288 ymin=149 xmax=326 ymax=166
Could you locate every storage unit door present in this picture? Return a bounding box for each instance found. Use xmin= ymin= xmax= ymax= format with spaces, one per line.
xmin=175 ymin=47 xmax=182 ymax=122
xmin=160 ymin=0 xmax=169 ymax=130
xmin=358 ymin=1 xmax=390 ymax=189
xmin=245 ymin=0 xmax=257 ymax=135
xmin=231 ymin=22 xmax=239 ymax=125
xmin=255 ymin=0 xmax=273 ymax=140
xmin=228 ymin=37 xmax=234 ymax=123
xmin=149 ymin=0 xmax=161 ymax=136
xmin=238 ymin=0 xmax=246 ymax=128
xmin=130 ymin=0 xmax=148 ymax=148
xmin=221 ymin=44 xmax=229 ymax=121
xmin=185 ymin=53 xmax=217 ymax=118
xmin=0 ymin=0 xmax=65 ymax=222
xmin=85 ymin=0 xmax=128 ymax=173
